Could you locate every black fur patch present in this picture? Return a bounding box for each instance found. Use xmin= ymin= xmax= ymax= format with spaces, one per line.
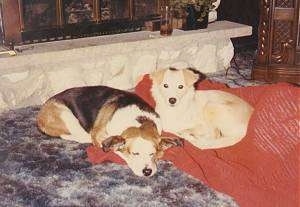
xmin=136 ymin=116 xmax=158 ymax=127
xmin=51 ymin=86 xmax=158 ymax=132
xmin=169 ymin=67 xmax=179 ymax=71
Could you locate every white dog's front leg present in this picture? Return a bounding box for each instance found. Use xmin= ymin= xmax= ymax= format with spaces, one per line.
xmin=177 ymin=126 xmax=244 ymax=149
xmin=190 ymin=135 xmax=244 ymax=149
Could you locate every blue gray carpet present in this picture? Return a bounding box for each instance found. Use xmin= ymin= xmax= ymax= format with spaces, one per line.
xmin=0 ymin=51 xmax=258 ymax=207
xmin=0 ymin=106 xmax=238 ymax=207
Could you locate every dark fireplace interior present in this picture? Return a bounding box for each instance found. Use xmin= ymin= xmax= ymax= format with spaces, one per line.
xmin=23 ymin=0 xmax=57 ymax=30
xmin=100 ymin=0 xmax=130 ymax=21
xmin=134 ymin=0 xmax=157 ymax=18
xmin=0 ymin=0 xmax=160 ymax=46
xmin=63 ymin=0 xmax=94 ymax=24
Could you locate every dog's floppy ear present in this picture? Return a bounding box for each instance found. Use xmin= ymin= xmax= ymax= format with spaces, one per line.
xmin=150 ymin=69 xmax=166 ymax=85
xmin=102 ymin=136 xmax=126 ymax=152
xmin=183 ymin=69 xmax=202 ymax=87
xmin=187 ymin=67 xmax=206 ymax=82
xmin=159 ymin=137 xmax=184 ymax=150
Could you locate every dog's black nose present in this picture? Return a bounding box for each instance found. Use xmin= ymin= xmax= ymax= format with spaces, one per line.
xmin=169 ymin=98 xmax=177 ymax=105
xmin=142 ymin=167 xmax=152 ymax=177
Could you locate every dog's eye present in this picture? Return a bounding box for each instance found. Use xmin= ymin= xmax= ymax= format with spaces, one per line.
xmin=132 ymin=152 xmax=140 ymax=156
xmin=149 ymin=153 xmax=154 ymax=157
xmin=178 ymin=85 xmax=184 ymax=89
xmin=163 ymin=84 xmax=169 ymax=88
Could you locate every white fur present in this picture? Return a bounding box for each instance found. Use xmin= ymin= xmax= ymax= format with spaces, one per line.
xmin=57 ymin=104 xmax=161 ymax=143
xmin=57 ymin=103 xmax=162 ymax=177
xmin=151 ymin=69 xmax=253 ymax=149
xmin=116 ymin=138 xmax=157 ymax=177
xmin=106 ymin=105 xmax=162 ymax=136
xmin=56 ymin=103 xmax=91 ymax=143
xmin=152 ymin=84 xmax=199 ymax=132
xmin=151 ymin=69 xmax=201 ymax=132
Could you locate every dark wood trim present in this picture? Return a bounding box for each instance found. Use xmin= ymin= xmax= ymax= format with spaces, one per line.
xmin=17 ymin=0 xmax=24 ymax=31
xmin=253 ymin=65 xmax=300 ymax=83
xmin=273 ymin=8 xmax=294 ymax=21
xmin=2 ymin=0 xmax=22 ymax=45
xmin=93 ymin=0 xmax=98 ymax=22
xmin=295 ymin=0 xmax=300 ymax=65
xmin=57 ymin=0 xmax=63 ymax=27
xmin=129 ymin=0 xmax=134 ymax=20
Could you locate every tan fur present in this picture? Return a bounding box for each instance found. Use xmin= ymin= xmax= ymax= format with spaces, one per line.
xmin=150 ymin=69 xmax=166 ymax=85
xmin=37 ymin=101 xmax=70 ymax=137
xmin=182 ymin=69 xmax=199 ymax=87
xmin=90 ymin=102 xmax=117 ymax=147
xmin=121 ymin=121 xmax=161 ymax=151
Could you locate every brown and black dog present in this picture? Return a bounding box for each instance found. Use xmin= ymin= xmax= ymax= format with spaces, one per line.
xmin=37 ymin=86 xmax=182 ymax=177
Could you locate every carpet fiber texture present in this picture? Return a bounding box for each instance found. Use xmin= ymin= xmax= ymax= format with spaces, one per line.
xmin=0 ymin=106 xmax=238 ymax=207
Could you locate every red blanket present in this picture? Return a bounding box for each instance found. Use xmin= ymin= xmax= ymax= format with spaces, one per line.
xmin=87 ymin=75 xmax=300 ymax=207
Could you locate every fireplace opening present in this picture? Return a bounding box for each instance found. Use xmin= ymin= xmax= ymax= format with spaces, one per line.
xmin=0 ymin=0 xmax=160 ymax=46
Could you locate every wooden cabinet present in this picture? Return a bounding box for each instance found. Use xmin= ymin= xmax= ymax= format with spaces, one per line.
xmin=252 ymin=0 xmax=300 ymax=84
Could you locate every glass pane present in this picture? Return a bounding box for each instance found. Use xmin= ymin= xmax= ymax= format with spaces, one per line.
xmin=23 ymin=0 xmax=57 ymax=30
xmin=134 ymin=0 xmax=157 ymax=18
xmin=100 ymin=0 xmax=130 ymax=21
xmin=63 ymin=0 xmax=94 ymax=24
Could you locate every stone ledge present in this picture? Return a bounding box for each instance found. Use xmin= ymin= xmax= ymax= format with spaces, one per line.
xmin=0 ymin=21 xmax=251 ymax=112
xmin=0 ymin=21 xmax=251 ymax=74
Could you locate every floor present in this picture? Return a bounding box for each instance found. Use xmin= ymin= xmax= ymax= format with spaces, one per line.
xmin=0 ymin=47 xmax=261 ymax=207
xmin=207 ymin=49 xmax=264 ymax=87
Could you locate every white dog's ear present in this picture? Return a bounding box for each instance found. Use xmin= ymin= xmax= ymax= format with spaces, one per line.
xmin=150 ymin=69 xmax=166 ymax=85
xmin=182 ymin=69 xmax=201 ymax=87
xmin=102 ymin=136 xmax=126 ymax=152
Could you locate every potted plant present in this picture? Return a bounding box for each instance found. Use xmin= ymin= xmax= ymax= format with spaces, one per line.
xmin=170 ymin=0 xmax=216 ymax=30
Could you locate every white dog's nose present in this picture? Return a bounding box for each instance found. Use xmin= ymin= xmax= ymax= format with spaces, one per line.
xmin=169 ymin=98 xmax=177 ymax=105
xmin=142 ymin=167 xmax=152 ymax=177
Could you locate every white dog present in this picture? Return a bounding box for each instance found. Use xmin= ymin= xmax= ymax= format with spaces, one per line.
xmin=150 ymin=68 xmax=254 ymax=149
